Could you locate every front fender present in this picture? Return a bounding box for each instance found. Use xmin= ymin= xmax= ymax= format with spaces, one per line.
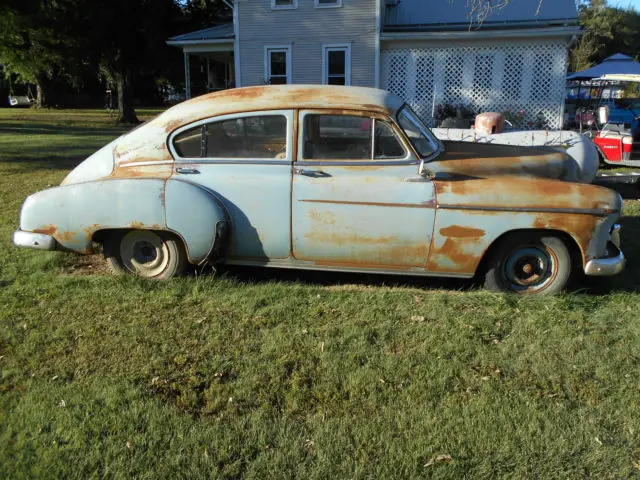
xmin=19 ymin=178 xmax=230 ymax=264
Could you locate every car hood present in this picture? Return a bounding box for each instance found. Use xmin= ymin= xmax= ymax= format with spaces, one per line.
xmin=428 ymin=141 xmax=579 ymax=182
xmin=433 ymin=175 xmax=622 ymax=214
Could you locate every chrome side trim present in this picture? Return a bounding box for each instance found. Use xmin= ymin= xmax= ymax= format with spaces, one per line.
xmin=437 ymin=204 xmax=613 ymax=216
xmin=175 ymin=159 xmax=292 ymax=166
xmin=13 ymin=230 xmax=57 ymax=251
xmin=295 ymin=160 xmax=420 ymax=167
xmin=119 ymin=160 xmax=174 ymax=168
xmin=223 ymin=257 xmax=474 ymax=279
xmin=300 ymin=199 xmax=434 ymax=208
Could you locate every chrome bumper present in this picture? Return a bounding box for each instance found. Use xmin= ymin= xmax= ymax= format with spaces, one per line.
xmin=584 ymin=224 xmax=625 ymax=276
xmin=13 ymin=230 xmax=57 ymax=250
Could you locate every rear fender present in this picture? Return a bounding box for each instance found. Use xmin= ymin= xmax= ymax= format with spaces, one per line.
xmin=20 ymin=178 xmax=230 ymax=264
xmin=165 ymin=178 xmax=230 ymax=264
xmin=20 ymin=179 xmax=167 ymax=254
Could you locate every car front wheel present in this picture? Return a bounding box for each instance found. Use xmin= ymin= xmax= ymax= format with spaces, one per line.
xmin=104 ymin=230 xmax=188 ymax=280
xmin=483 ymin=233 xmax=572 ymax=295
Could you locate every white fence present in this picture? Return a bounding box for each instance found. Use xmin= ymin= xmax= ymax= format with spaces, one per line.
xmin=381 ymin=42 xmax=568 ymax=129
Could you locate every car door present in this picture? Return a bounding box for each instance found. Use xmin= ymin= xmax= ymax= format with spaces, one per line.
xmin=169 ymin=110 xmax=293 ymax=259
xmin=291 ymin=110 xmax=436 ymax=270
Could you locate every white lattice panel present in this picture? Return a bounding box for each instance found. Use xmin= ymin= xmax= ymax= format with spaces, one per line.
xmin=382 ymin=43 xmax=568 ymax=129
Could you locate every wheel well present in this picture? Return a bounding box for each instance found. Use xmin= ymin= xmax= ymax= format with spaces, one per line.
xmin=475 ymin=228 xmax=583 ymax=277
xmin=91 ymin=228 xmax=189 ymax=255
xmin=594 ymin=145 xmax=609 ymax=167
xmin=91 ymin=228 xmax=127 ymax=245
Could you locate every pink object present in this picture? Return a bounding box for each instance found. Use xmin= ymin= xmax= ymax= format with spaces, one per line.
xmin=474 ymin=112 xmax=506 ymax=134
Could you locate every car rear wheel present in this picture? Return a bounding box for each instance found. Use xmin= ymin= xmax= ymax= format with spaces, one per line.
xmin=104 ymin=230 xmax=188 ymax=280
xmin=483 ymin=233 xmax=572 ymax=295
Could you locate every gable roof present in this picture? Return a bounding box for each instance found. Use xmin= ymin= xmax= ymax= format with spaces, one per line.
xmin=167 ymin=24 xmax=233 ymax=45
xmin=384 ymin=0 xmax=578 ymax=30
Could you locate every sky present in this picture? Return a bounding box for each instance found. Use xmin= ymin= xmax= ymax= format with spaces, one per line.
xmin=609 ymin=0 xmax=640 ymax=10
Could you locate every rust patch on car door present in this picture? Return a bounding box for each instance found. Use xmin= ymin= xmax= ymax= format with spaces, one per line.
xmin=439 ymin=225 xmax=485 ymax=238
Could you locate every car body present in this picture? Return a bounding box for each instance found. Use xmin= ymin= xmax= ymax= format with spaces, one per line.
xmin=13 ymin=85 xmax=625 ymax=294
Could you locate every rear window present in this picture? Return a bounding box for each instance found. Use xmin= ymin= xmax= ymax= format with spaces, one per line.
xmin=172 ymin=115 xmax=287 ymax=159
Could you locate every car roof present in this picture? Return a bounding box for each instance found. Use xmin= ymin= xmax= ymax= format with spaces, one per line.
xmin=166 ymin=85 xmax=405 ymax=121
xmin=113 ymin=85 xmax=406 ymax=166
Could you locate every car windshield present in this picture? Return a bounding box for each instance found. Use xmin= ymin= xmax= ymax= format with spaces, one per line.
xmin=397 ymin=106 xmax=442 ymax=159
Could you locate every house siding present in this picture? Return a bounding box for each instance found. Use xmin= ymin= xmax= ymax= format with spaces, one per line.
xmin=237 ymin=0 xmax=377 ymax=87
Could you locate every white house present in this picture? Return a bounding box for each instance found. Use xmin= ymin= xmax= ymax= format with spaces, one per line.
xmin=167 ymin=0 xmax=579 ymax=128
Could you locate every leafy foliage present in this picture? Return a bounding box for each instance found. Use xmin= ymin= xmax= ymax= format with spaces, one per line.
xmin=571 ymin=0 xmax=640 ymax=72
xmin=0 ymin=0 xmax=88 ymax=107
xmin=0 ymin=0 xmax=222 ymax=121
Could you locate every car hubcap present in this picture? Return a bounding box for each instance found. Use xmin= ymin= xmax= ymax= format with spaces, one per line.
xmin=503 ymin=246 xmax=556 ymax=292
xmin=120 ymin=231 xmax=170 ymax=278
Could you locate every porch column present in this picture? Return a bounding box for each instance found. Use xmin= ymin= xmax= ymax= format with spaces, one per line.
xmin=184 ymin=51 xmax=191 ymax=99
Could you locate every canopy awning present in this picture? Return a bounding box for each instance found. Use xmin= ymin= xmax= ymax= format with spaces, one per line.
xmin=567 ymin=53 xmax=640 ymax=81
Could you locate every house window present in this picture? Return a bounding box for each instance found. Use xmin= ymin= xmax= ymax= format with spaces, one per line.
xmin=265 ymin=46 xmax=291 ymax=84
xmin=322 ymin=44 xmax=351 ymax=86
xmin=271 ymin=0 xmax=297 ymax=10
xmin=315 ymin=0 xmax=342 ymax=8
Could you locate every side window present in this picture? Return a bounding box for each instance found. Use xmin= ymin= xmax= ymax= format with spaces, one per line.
xmin=304 ymin=115 xmax=371 ymax=160
xmin=374 ymin=120 xmax=406 ymax=159
xmin=302 ymin=114 xmax=406 ymax=160
xmin=206 ymin=116 xmax=287 ymax=158
xmin=172 ymin=115 xmax=288 ymax=159
xmin=173 ymin=126 xmax=203 ymax=158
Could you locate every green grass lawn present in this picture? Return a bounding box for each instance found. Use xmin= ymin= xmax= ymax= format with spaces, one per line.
xmin=1 ymin=108 xmax=640 ymax=478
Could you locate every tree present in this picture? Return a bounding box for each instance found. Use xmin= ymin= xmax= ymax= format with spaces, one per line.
xmin=84 ymin=0 xmax=182 ymax=123
xmin=177 ymin=0 xmax=231 ymax=31
xmin=0 ymin=0 xmax=83 ymax=107
xmin=0 ymin=0 xmax=182 ymax=122
xmin=570 ymin=0 xmax=640 ymax=72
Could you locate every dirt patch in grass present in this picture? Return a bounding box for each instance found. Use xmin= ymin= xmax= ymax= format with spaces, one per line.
xmin=61 ymin=253 xmax=110 ymax=276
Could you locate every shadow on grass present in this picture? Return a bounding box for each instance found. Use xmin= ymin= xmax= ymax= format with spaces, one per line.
xmin=577 ymin=214 xmax=640 ymax=295
xmin=194 ymin=216 xmax=640 ymax=296
xmin=192 ymin=261 xmax=476 ymax=293
xmin=2 ymin=151 xmax=93 ymax=172
xmin=0 ymin=123 xmax=126 ymax=137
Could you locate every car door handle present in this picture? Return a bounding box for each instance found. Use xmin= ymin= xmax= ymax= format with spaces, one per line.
xmin=294 ymin=168 xmax=330 ymax=178
xmin=175 ymin=167 xmax=200 ymax=174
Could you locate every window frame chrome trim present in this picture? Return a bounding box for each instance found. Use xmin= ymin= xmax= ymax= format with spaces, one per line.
xmin=396 ymin=105 xmax=444 ymax=163
xmin=168 ymin=109 xmax=294 ymax=163
xmin=296 ymin=109 xmax=415 ymax=163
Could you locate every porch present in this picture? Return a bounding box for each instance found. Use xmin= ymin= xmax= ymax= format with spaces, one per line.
xmin=166 ymin=24 xmax=235 ymax=99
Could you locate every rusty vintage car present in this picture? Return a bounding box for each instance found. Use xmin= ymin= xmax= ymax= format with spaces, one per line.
xmin=13 ymin=85 xmax=625 ymax=294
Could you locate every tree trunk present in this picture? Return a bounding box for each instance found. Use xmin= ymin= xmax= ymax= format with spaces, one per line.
xmin=35 ymin=73 xmax=52 ymax=108
xmin=115 ymin=69 xmax=139 ymax=124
